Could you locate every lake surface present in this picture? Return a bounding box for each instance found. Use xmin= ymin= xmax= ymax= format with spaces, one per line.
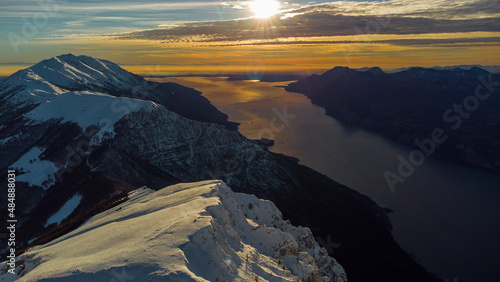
xmin=156 ymin=76 xmax=500 ymax=281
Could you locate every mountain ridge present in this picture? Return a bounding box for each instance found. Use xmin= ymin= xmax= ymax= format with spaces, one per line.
xmin=1 ymin=53 xmax=238 ymax=131
xmin=285 ymin=66 xmax=500 ymax=173
xmin=0 ymin=181 xmax=348 ymax=282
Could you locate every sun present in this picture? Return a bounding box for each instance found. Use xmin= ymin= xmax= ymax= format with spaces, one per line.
xmin=249 ymin=0 xmax=281 ymax=18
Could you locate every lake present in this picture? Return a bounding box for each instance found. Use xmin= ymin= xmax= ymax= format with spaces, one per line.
xmin=155 ymin=76 xmax=500 ymax=282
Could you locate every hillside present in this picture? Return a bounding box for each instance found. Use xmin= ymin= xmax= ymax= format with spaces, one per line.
xmin=286 ymin=66 xmax=500 ymax=172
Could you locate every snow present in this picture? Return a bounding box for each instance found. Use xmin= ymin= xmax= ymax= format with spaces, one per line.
xmin=45 ymin=194 xmax=83 ymax=227
xmin=24 ymin=91 xmax=156 ymax=141
xmin=1 ymin=54 xmax=162 ymax=192
xmin=0 ymin=54 xmax=143 ymax=101
xmin=2 ymin=54 xmax=157 ymax=139
xmin=7 ymin=89 xmax=157 ymax=190
xmin=0 ymin=181 xmax=346 ymax=281
xmin=0 ymin=134 xmax=19 ymax=145
xmin=11 ymin=147 xmax=57 ymax=190
xmin=27 ymin=54 xmax=144 ymax=92
xmin=0 ymin=70 xmax=67 ymax=105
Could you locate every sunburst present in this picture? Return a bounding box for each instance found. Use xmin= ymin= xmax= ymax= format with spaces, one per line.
xmin=248 ymin=0 xmax=281 ymax=18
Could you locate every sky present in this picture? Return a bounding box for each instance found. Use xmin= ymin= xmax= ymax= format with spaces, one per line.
xmin=0 ymin=0 xmax=499 ymax=76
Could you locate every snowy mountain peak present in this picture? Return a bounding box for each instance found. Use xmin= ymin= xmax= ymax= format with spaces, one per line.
xmin=364 ymin=67 xmax=385 ymax=75
xmin=0 ymin=181 xmax=347 ymax=282
xmin=1 ymin=54 xmax=236 ymax=130
xmin=27 ymin=54 xmax=143 ymax=92
xmin=0 ymin=54 xmax=141 ymax=106
xmin=0 ymin=54 xmax=158 ymax=136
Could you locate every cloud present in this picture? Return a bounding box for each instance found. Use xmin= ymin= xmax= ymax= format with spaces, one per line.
xmin=284 ymin=0 xmax=500 ymax=20
xmin=0 ymin=0 xmax=241 ymax=42
xmin=200 ymin=36 xmax=500 ymax=48
xmin=6 ymin=0 xmax=498 ymax=44
xmin=0 ymin=1 xmax=224 ymax=13
xmin=114 ymin=0 xmax=500 ymax=47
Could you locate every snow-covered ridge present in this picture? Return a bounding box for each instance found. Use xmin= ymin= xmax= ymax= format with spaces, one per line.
xmin=1 ymin=54 xmax=157 ymax=130
xmin=0 ymin=54 xmax=143 ymax=105
xmin=0 ymin=181 xmax=347 ymax=282
xmin=24 ymin=91 xmax=156 ymax=132
xmin=0 ymin=69 xmax=67 ymax=105
xmin=26 ymin=54 xmax=143 ymax=93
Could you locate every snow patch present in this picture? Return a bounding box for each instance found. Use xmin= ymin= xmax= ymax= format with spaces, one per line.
xmin=11 ymin=147 xmax=57 ymax=190
xmin=24 ymin=91 xmax=155 ymax=139
xmin=45 ymin=194 xmax=83 ymax=227
xmin=0 ymin=134 xmax=20 ymax=145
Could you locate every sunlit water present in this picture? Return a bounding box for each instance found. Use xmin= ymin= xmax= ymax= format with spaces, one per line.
xmin=154 ymin=77 xmax=500 ymax=281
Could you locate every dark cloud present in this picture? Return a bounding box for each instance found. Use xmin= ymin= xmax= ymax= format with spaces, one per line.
xmin=283 ymin=0 xmax=500 ymax=20
xmin=399 ymin=0 xmax=500 ymax=19
xmin=115 ymin=11 xmax=500 ymax=46
xmin=201 ymin=37 xmax=500 ymax=47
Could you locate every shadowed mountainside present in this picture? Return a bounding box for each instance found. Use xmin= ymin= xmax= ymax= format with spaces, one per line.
xmin=286 ymin=66 xmax=500 ymax=172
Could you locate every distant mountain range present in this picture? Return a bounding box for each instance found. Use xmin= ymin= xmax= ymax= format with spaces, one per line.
xmin=0 ymin=54 xmax=439 ymax=281
xmin=388 ymin=65 xmax=500 ymax=74
xmin=224 ymin=65 xmax=500 ymax=82
xmin=286 ymin=66 xmax=500 ymax=173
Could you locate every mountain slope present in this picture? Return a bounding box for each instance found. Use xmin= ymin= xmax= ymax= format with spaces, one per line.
xmin=0 ymin=54 xmax=237 ymax=130
xmin=286 ymin=66 xmax=500 ymax=172
xmin=0 ymin=55 xmax=439 ymax=281
xmin=0 ymin=181 xmax=347 ymax=282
